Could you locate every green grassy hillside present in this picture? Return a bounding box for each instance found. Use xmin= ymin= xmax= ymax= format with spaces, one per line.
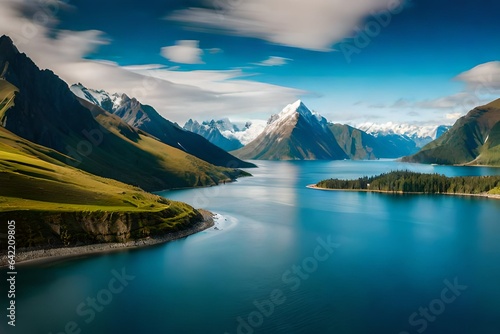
xmin=403 ymin=99 xmax=500 ymax=165
xmin=0 ymin=127 xmax=206 ymax=247
xmin=474 ymin=121 xmax=500 ymax=166
xmin=79 ymin=99 xmax=250 ymax=191
xmin=109 ymin=94 xmax=256 ymax=168
xmin=0 ymin=127 xmax=187 ymax=212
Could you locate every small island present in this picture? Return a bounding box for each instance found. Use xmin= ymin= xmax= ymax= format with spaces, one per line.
xmin=310 ymin=170 xmax=500 ymax=199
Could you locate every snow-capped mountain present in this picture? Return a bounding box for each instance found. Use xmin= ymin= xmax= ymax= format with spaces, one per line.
xmin=220 ymin=120 xmax=267 ymax=146
xmin=71 ymin=83 xmax=124 ymax=113
xmin=70 ymin=83 xmax=256 ymax=168
xmin=357 ymin=122 xmax=451 ymax=147
xmin=209 ymin=118 xmax=239 ymax=132
xmin=232 ymin=100 xmax=347 ymax=160
xmin=184 ymin=119 xmax=243 ymax=151
xmin=184 ymin=118 xmax=267 ymax=151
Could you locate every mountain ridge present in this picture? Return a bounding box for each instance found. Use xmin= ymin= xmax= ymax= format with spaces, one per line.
xmin=402 ymin=99 xmax=500 ymax=165
xmin=184 ymin=119 xmax=244 ymax=151
xmin=70 ymin=83 xmax=255 ymax=168
xmin=232 ymin=100 xmax=348 ymax=160
xmin=0 ymin=35 xmax=249 ymax=191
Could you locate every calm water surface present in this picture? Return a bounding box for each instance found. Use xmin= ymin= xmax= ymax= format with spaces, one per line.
xmin=3 ymin=161 xmax=500 ymax=334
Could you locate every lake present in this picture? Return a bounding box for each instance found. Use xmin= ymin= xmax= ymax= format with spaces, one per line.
xmin=3 ymin=160 xmax=500 ymax=334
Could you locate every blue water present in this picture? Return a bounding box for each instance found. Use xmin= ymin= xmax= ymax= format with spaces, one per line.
xmin=2 ymin=161 xmax=500 ymax=334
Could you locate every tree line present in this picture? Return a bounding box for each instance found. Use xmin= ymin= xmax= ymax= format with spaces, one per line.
xmin=316 ymin=170 xmax=500 ymax=194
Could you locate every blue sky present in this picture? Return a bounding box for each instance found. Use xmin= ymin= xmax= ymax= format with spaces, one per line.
xmin=1 ymin=0 xmax=500 ymax=125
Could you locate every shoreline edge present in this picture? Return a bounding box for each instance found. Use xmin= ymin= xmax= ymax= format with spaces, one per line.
xmin=307 ymin=184 xmax=500 ymax=200
xmin=0 ymin=209 xmax=216 ymax=267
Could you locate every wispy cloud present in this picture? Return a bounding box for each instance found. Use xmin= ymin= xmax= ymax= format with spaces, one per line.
xmin=207 ymin=47 xmax=223 ymax=54
xmin=365 ymin=59 xmax=500 ymax=124
xmin=167 ymin=0 xmax=406 ymax=51
xmin=415 ymin=93 xmax=474 ymax=110
xmin=455 ymin=61 xmax=500 ymax=91
xmin=415 ymin=61 xmax=500 ymax=113
xmin=392 ymin=98 xmax=411 ymax=108
xmin=446 ymin=112 xmax=462 ymax=120
xmin=0 ymin=1 xmax=304 ymax=123
xmin=254 ymin=56 xmax=291 ymax=67
xmin=161 ymin=40 xmax=204 ymax=64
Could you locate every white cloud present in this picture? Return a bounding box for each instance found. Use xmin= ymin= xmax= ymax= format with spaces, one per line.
xmin=391 ymin=98 xmax=411 ymax=108
xmin=255 ymin=56 xmax=291 ymax=67
xmin=446 ymin=112 xmax=463 ymax=120
xmin=414 ymin=61 xmax=500 ymax=114
xmin=207 ymin=47 xmax=223 ymax=54
xmin=416 ymin=93 xmax=475 ymax=110
xmin=455 ymin=61 xmax=500 ymax=92
xmin=0 ymin=1 xmax=304 ymax=123
xmin=161 ymin=40 xmax=204 ymax=64
xmin=167 ymin=0 xmax=406 ymax=51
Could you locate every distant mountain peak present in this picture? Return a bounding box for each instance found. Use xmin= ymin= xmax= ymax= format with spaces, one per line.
xmin=357 ymin=122 xmax=450 ymax=142
xmin=233 ymin=100 xmax=347 ymax=160
xmin=266 ymin=100 xmax=326 ymax=135
xmin=0 ymin=35 xmax=16 ymax=51
xmin=290 ymin=99 xmax=303 ymax=109
xmin=0 ymin=35 xmax=19 ymax=65
xmin=70 ymin=83 xmax=128 ymax=113
xmin=279 ymin=99 xmax=309 ymax=118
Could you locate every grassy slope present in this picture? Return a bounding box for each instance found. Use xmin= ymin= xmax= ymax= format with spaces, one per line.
xmin=0 ymin=79 xmax=17 ymax=117
xmin=403 ymin=99 xmax=500 ymax=165
xmin=81 ymin=100 xmax=249 ymax=191
xmin=110 ymin=98 xmax=256 ymax=168
xmin=474 ymin=121 xmax=500 ymax=166
xmin=0 ymin=127 xmax=207 ymax=247
xmin=0 ymin=126 xmax=189 ymax=212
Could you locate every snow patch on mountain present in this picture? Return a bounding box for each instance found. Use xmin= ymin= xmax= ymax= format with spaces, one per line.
xmin=185 ymin=118 xmax=266 ymax=146
xmin=222 ymin=120 xmax=267 ymax=145
xmin=356 ymin=122 xmax=448 ymax=140
xmin=70 ymin=83 xmax=125 ymax=112
xmin=264 ymin=100 xmax=329 ymax=136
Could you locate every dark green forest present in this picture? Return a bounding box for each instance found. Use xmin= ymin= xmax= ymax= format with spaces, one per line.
xmin=316 ymin=171 xmax=500 ymax=194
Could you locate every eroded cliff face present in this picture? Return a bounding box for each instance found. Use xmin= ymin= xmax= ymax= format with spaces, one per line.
xmin=1 ymin=208 xmax=203 ymax=249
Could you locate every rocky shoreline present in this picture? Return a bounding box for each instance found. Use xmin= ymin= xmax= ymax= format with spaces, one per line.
xmin=0 ymin=210 xmax=215 ymax=267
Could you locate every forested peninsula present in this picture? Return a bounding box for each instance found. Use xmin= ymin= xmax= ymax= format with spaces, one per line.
xmin=313 ymin=171 xmax=500 ymax=197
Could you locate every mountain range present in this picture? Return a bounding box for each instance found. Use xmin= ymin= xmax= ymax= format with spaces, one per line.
xmin=185 ymin=102 xmax=450 ymax=160
xmin=229 ymin=100 xmax=441 ymax=160
xmin=232 ymin=100 xmax=348 ymax=160
xmin=358 ymin=123 xmax=451 ymax=148
xmin=183 ymin=119 xmax=244 ymax=151
xmin=70 ymin=83 xmax=255 ymax=169
xmin=183 ymin=118 xmax=266 ymax=151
